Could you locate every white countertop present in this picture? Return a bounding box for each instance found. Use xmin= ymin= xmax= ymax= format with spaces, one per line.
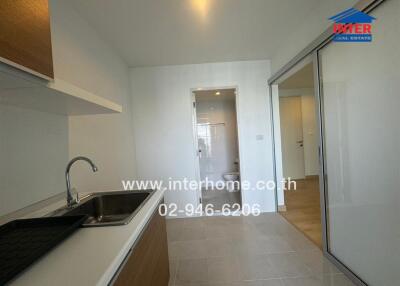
xmin=10 ymin=189 xmax=165 ymax=286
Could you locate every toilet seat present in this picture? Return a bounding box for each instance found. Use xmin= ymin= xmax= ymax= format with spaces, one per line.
xmin=224 ymin=171 xmax=239 ymax=176
xmin=222 ymin=172 xmax=240 ymax=192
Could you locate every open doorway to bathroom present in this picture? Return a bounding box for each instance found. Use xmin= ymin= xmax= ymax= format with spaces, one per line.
xmin=272 ymin=61 xmax=322 ymax=248
xmin=192 ymin=88 xmax=241 ymax=212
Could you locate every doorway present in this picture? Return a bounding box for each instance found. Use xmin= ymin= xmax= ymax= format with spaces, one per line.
xmin=272 ymin=62 xmax=322 ymax=248
xmin=192 ymin=88 xmax=241 ymax=212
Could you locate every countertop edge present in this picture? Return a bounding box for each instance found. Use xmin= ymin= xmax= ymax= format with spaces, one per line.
xmin=8 ymin=189 xmax=166 ymax=286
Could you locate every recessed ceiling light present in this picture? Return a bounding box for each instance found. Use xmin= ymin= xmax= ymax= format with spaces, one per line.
xmin=215 ymin=91 xmax=221 ymax=95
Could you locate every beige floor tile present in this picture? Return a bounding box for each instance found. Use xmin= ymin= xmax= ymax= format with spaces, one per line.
xmin=173 ymin=280 xmax=283 ymax=286
xmin=284 ymin=232 xmax=319 ymax=251
xmin=176 ymin=225 xmax=206 ymax=241
xmin=255 ymin=223 xmax=296 ymax=237
xmin=174 ymin=283 xmax=230 ymax=286
xmin=167 ymin=217 xmax=187 ymax=229
xmin=238 ymin=255 xmax=281 ymax=280
xmin=281 ymin=276 xmax=324 ymax=286
xmin=167 ymin=215 xmax=353 ymax=286
xmin=320 ymin=274 xmax=355 ymax=286
xmin=231 ymin=237 xmax=271 ymax=257
xmin=205 ymin=224 xmax=235 ymax=239
xmin=169 ymin=259 xmax=179 ymax=285
xmin=205 ymin=238 xmax=235 ymax=258
xmin=203 ymin=215 xmax=247 ymax=228
xmin=229 ymin=224 xmax=263 ymax=240
xmin=267 ymin=252 xmax=312 ymax=278
xmin=296 ymin=250 xmax=340 ymax=275
xmin=167 ymin=218 xmax=185 ymax=242
xmin=281 ymin=274 xmax=356 ymax=286
xmin=241 ymin=235 xmax=295 ymax=255
xmin=184 ymin=217 xmax=209 ymax=228
xmin=169 ymin=240 xmax=208 ymax=260
xmin=175 ymin=258 xmax=208 ymax=285
xmin=168 ymin=227 xmax=183 ymax=242
xmin=206 ymin=256 xmax=242 ymax=283
xmin=242 ymin=213 xmax=283 ymax=226
xmin=234 ymin=279 xmax=284 ymax=286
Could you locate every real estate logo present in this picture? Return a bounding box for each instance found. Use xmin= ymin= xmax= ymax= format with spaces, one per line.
xmin=329 ymin=8 xmax=376 ymax=42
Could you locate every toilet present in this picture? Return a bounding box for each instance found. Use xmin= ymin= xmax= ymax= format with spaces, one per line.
xmin=222 ymin=172 xmax=240 ymax=192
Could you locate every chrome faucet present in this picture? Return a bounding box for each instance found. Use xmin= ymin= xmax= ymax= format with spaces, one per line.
xmin=65 ymin=156 xmax=98 ymax=208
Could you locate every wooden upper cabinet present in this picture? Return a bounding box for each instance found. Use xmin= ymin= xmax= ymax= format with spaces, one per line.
xmin=0 ymin=0 xmax=54 ymax=79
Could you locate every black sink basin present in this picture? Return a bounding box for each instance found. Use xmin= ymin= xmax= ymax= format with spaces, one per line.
xmin=55 ymin=191 xmax=153 ymax=227
xmin=0 ymin=215 xmax=87 ymax=284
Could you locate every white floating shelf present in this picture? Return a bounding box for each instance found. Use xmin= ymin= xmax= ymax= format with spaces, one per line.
xmin=0 ymin=63 xmax=122 ymax=115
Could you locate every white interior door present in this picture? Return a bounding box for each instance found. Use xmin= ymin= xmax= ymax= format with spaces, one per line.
xmin=279 ymin=96 xmax=305 ymax=179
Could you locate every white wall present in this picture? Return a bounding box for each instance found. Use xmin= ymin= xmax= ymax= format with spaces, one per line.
xmin=0 ymin=1 xmax=138 ymax=218
xmin=130 ymin=61 xmax=275 ymax=213
xmin=270 ymin=0 xmax=357 ymax=74
xmin=196 ymin=94 xmax=239 ymax=182
xmin=50 ymin=0 xmax=137 ymax=192
xmin=0 ymin=105 xmax=68 ymax=216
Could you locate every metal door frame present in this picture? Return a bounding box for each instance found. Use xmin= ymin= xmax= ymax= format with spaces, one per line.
xmin=268 ymin=1 xmax=386 ymax=285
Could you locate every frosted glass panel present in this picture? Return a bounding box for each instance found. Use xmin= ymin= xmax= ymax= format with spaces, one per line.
xmin=320 ymin=1 xmax=400 ymax=285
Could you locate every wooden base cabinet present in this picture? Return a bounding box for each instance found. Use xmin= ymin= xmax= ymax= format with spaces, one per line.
xmin=113 ymin=207 xmax=169 ymax=286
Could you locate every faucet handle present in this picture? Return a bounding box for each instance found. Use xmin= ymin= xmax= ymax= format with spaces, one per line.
xmin=75 ymin=193 xmax=80 ymax=205
xmin=71 ymin=188 xmax=80 ymax=204
xmin=67 ymin=188 xmax=80 ymax=206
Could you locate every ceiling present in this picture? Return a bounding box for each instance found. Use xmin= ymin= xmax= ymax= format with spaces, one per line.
xmin=279 ymin=63 xmax=314 ymax=90
xmin=70 ymin=0 xmax=320 ymax=67
xmin=194 ymin=88 xmax=235 ymax=102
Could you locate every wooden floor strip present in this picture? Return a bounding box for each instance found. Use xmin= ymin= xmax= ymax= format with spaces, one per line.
xmin=279 ymin=177 xmax=322 ymax=249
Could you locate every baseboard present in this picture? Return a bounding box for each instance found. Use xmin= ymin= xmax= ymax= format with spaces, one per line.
xmin=278 ymin=205 xmax=287 ymax=212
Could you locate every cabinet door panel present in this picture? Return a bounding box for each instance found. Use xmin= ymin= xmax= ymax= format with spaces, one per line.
xmin=0 ymin=0 xmax=53 ymax=78
xmin=113 ymin=208 xmax=169 ymax=286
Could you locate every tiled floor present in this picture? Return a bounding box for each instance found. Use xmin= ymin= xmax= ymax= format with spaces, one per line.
xmin=202 ymin=188 xmax=241 ymax=210
xmin=166 ymin=214 xmax=355 ymax=286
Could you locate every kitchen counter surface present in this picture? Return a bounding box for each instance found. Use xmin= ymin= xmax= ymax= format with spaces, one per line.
xmin=9 ymin=189 xmax=165 ymax=286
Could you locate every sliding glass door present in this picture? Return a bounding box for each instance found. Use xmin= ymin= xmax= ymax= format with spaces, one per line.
xmin=318 ymin=0 xmax=400 ymax=285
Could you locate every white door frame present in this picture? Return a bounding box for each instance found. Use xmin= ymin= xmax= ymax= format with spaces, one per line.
xmin=270 ymin=84 xmax=285 ymax=209
xmin=190 ymin=86 xmax=243 ymax=209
